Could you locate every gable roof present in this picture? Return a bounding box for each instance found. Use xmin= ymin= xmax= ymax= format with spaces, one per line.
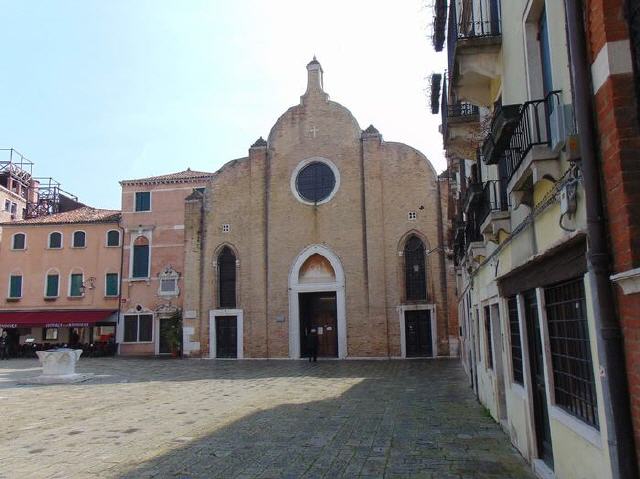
xmin=1 ymin=206 xmax=120 ymax=226
xmin=120 ymin=168 xmax=215 ymax=186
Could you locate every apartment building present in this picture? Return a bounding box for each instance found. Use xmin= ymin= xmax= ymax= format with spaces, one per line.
xmin=432 ymin=0 xmax=639 ymax=477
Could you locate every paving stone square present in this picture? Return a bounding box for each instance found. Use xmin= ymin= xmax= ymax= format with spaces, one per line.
xmin=0 ymin=358 xmax=534 ymax=478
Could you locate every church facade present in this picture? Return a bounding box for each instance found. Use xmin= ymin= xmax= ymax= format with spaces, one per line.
xmin=182 ymin=59 xmax=456 ymax=359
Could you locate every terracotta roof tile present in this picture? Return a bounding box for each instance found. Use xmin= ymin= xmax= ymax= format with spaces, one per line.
xmin=2 ymin=206 xmax=120 ymax=226
xmin=120 ymin=168 xmax=215 ymax=185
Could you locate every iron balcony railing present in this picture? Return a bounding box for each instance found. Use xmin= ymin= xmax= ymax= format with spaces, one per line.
xmin=456 ymin=0 xmax=502 ymax=39
xmin=501 ymin=91 xmax=562 ymax=181
xmin=447 ymin=0 xmax=502 ymax=90
xmin=448 ymin=103 xmax=480 ymax=117
xmin=476 ymin=180 xmax=509 ymax=227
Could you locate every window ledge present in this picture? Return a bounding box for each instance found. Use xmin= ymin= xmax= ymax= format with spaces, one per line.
xmin=104 ymin=295 xmax=119 ymax=299
xmin=44 ymin=297 xmax=58 ymax=301
xmin=67 ymin=296 xmax=85 ymax=300
xmin=6 ymin=297 xmax=21 ymax=302
xmin=611 ymin=267 xmax=640 ymax=295
xmin=550 ymin=405 xmax=602 ymax=449
xmin=129 ymin=277 xmax=150 ymax=282
xmin=71 ymin=246 xmax=87 ymax=249
xmin=10 ymin=248 xmax=26 ymax=252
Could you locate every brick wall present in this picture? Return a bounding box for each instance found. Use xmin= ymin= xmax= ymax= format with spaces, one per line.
xmin=588 ymin=0 xmax=640 ymax=464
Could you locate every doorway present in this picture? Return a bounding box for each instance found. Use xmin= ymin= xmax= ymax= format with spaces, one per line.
xmin=523 ymin=289 xmax=554 ymax=469
xmin=158 ymin=318 xmax=171 ymax=354
xmin=405 ymin=310 xmax=433 ymax=357
xmin=491 ymin=303 xmax=508 ymax=423
xmin=216 ymin=316 xmax=238 ymax=358
xmin=299 ymin=292 xmax=338 ymax=358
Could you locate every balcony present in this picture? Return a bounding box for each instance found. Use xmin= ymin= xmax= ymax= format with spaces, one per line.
xmin=441 ymin=77 xmax=481 ymax=156
xmin=448 ymin=0 xmax=502 ymax=106
xmin=482 ymin=91 xmax=566 ymax=206
xmin=477 ymin=180 xmax=511 ymax=241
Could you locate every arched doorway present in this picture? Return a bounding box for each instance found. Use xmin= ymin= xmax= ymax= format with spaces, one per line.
xmin=288 ymin=245 xmax=346 ymax=359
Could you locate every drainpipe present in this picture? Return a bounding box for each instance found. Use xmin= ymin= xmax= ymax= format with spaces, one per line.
xmin=564 ymin=1 xmax=638 ymax=477
xmin=116 ymin=224 xmax=125 ymax=356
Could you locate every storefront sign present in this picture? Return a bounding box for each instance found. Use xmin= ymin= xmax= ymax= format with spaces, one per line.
xmin=45 ymin=322 xmax=90 ymax=328
xmin=0 ymin=324 xmax=18 ymax=329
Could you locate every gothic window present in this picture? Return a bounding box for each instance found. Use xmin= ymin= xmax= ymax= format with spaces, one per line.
xmin=217 ymin=247 xmax=236 ymax=308
xmin=404 ymin=236 xmax=427 ymax=301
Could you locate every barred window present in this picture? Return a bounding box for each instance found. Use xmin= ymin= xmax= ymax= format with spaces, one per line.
xmin=484 ymin=305 xmax=493 ymax=369
xmin=404 ymin=236 xmax=427 ymax=301
xmin=218 ymin=247 xmax=236 ymax=308
xmin=508 ymin=296 xmax=524 ymax=384
xmin=545 ymin=278 xmax=599 ymax=429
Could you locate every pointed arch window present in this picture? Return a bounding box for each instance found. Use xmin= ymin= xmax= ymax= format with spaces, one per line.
xmin=404 ymin=236 xmax=427 ymax=301
xmin=217 ymin=247 xmax=236 ymax=308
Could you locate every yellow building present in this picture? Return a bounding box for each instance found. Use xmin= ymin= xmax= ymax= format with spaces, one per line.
xmin=433 ymin=0 xmax=632 ymax=477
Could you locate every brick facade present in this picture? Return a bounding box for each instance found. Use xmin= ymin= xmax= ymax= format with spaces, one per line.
xmin=182 ymin=60 xmax=456 ymax=359
xmin=587 ymin=0 xmax=640 ymax=464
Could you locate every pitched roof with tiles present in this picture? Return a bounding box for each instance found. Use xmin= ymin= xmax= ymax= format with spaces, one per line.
xmin=1 ymin=206 xmax=121 ymax=226
xmin=120 ymin=168 xmax=215 ymax=186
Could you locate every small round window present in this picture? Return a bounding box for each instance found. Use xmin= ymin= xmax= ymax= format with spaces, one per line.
xmin=295 ymin=161 xmax=336 ymax=203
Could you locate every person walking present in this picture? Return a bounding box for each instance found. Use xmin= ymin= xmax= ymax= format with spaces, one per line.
xmin=0 ymin=331 xmax=9 ymax=360
xmin=306 ymin=327 xmax=318 ymax=363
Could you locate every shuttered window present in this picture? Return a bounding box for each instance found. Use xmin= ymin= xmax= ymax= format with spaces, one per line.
xmin=9 ymin=275 xmax=22 ymax=298
xmin=106 ymin=230 xmax=120 ymax=246
xmin=46 ymin=274 xmax=59 ymax=298
xmin=49 ymin=232 xmax=62 ymax=248
xmin=73 ymin=231 xmax=86 ymax=248
xmin=12 ymin=233 xmax=25 ymax=250
xmin=69 ymin=274 xmax=83 ymax=297
xmin=105 ymin=273 xmax=119 ymax=296
xmin=132 ymin=244 xmax=150 ymax=278
xmin=135 ymin=192 xmax=151 ymax=212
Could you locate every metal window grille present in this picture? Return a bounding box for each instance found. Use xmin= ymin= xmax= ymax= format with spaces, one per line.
xmin=545 ymin=278 xmax=599 ymax=429
xmin=404 ymin=236 xmax=427 ymax=301
xmin=484 ymin=305 xmax=493 ymax=369
xmin=508 ymin=296 xmax=524 ymax=384
xmin=218 ymin=247 xmax=237 ymax=308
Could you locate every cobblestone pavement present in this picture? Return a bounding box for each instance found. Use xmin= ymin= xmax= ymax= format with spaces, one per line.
xmin=0 ymin=358 xmax=534 ymax=479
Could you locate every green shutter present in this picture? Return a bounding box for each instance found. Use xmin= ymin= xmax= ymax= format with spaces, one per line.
xmin=135 ymin=192 xmax=150 ymax=211
xmin=106 ymin=273 xmax=119 ymax=296
xmin=70 ymin=274 xmax=83 ymax=296
xmin=46 ymin=274 xmax=59 ymax=297
xmin=9 ymin=275 xmax=22 ymax=298
xmin=132 ymin=245 xmax=149 ymax=278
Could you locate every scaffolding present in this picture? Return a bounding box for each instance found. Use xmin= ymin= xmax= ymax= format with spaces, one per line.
xmin=0 ymin=148 xmax=81 ymax=219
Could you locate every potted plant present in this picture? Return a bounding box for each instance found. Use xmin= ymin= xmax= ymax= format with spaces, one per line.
xmin=161 ymin=309 xmax=183 ymax=358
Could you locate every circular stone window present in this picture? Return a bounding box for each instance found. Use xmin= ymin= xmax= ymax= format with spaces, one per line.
xmin=293 ymin=159 xmax=339 ymax=205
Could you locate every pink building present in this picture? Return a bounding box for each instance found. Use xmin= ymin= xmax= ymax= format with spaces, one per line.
xmin=0 ymin=207 xmax=122 ymax=356
xmin=118 ymin=169 xmax=214 ymax=356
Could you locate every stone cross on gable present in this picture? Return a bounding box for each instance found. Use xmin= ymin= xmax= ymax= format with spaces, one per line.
xmin=308 ymin=126 xmax=319 ymax=138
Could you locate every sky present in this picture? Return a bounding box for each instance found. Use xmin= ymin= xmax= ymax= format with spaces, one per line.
xmin=0 ymin=1 xmax=445 ymax=210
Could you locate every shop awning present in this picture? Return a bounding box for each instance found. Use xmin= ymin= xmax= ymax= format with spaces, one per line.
xmin=0 ymin=310 xmax=117 ymax=329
